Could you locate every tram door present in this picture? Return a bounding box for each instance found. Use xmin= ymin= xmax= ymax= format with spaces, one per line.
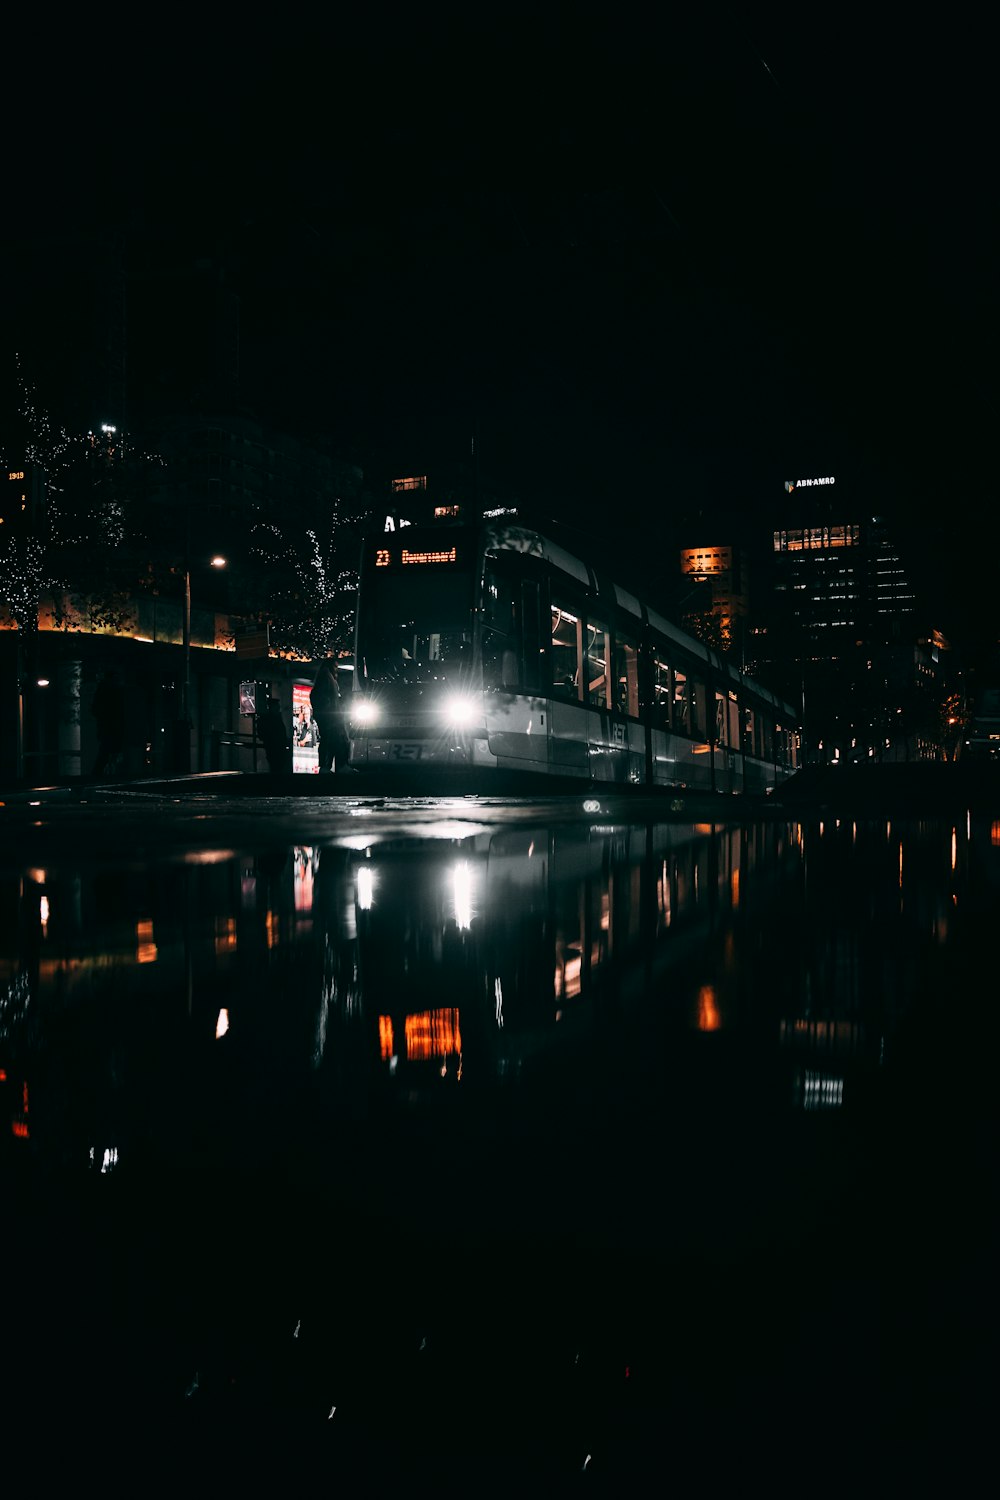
xmin=482 ymin=563 xmax=549 ymax=770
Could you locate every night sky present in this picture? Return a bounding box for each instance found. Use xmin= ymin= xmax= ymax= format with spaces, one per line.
xmin=5 ymin=8 xmax=997 ymax=649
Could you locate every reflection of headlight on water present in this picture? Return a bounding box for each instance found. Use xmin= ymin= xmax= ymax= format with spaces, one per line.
xmin=451 ymin=860 xmax=475 ymax=930
xmin=444 ymin=694 xmax=480 ymax=728
xmin=356 ymin=866 xmax=375 ymax=911
xmin=351 ymin=699 xmax=379 ymax=725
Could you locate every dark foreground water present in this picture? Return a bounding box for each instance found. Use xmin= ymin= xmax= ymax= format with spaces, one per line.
xmin=2 ymin=795 xmax=996 ymax=1491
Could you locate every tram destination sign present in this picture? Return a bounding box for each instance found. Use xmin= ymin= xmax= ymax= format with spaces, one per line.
xmin=372 ymin=541 xmax=461 ymax=568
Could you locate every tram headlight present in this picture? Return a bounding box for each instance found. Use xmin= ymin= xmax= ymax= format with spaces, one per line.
xmin=351 ymin=699 xmax=379 ymax=726
xmin=443 ymin=694 xmax=480 ymax=729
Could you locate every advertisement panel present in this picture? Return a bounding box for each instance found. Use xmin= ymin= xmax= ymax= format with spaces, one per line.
xmin=292 ymin=682 xmax=319 ymax=774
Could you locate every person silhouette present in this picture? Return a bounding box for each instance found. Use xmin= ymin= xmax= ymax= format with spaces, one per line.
xmin=310 ymin=658 xmax=350 ymax=773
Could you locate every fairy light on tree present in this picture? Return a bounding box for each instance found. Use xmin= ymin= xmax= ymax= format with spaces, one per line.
xmin=1 ymin=361 xmax=67 ymax=640
xmin=248 ymin=522 xmax=357 ymax=660
xmin=0 ymin=356 xmax=165 ymax=639
xmin=0 ymin=530 xmax=46 ymax=638
xmin=243 ymin=465 xmax=372 ymax=662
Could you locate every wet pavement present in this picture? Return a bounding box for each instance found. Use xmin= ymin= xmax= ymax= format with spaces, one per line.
xmin=1 ymin=785 xmax=996 ymax=1490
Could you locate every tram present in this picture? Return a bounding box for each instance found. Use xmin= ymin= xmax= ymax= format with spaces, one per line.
xmin=349 ymin=513 xmax=800 ymax=795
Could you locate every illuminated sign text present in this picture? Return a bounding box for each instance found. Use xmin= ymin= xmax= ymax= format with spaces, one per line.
xmin=785 ymin=476 xmax=835 ymax=491
xmin=374 ymin=544 xmax=460 ymax=567
xmin=402 ymin=547 xmax=457 ymax=565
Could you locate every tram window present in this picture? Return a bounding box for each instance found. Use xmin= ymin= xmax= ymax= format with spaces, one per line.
xmin=727 ymin=694 xmax=740 ymax=750
xmin=782 ymin=727 xmax=798 ymax=769
xmin=653 ymin=657 xmax=671 ymax=726
xmin=551 ymin=603 xmax=581 ymax=698
xmin=691 ymin=679 xmax=708 ymax=739
xmin=712 ymin=690 xmax=738 ymax=748
xmin=519 ymin=579 xmax=545 ymax=693
xmin=673 ymin=668 xmax=691 ymax=735
xmin=586 ymin=620 xmax=610 ymax=708
xmin=483 ymin=642 xmax=519 ymax=690
xmin=775 ymin=724 xmax=786 ymax=767
xmin=483 ymin=567 xmax=545 ymax=691
xmin=612 ymin=636 xmax=640 ymax=716
xmin=715 ymin=691 xmax=727 ymax=746
xmin=483 ymin=566 xmax=517 ymax=633
xmin=483 ymin=566 xmax=519 ymax=689
xmin=411 ymin=630 xmax=472 ymax=674
xmin=762 ymin=718 xmax=775 ymax=761
xmin=358 ymin=568 xmax=475 ymax=682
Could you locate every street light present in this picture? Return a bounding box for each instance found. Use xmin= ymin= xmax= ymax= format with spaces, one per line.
xmin=180 ymin=552 xmax=227 ymax=771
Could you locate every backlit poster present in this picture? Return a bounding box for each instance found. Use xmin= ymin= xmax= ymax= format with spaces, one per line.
xmin=292 ymin=682 xmax=319 ymax=773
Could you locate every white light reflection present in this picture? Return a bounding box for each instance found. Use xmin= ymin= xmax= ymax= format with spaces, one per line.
xmin=802 ymin=1071 xmax=844 ymax=1110
xmin=39 ymin=895 xmax=50 ymax=934
xmin=356 ymin=865 xmax=375 ymax=911
xmin=337 ymin=820 xmax=492 ymax=851
xmin=419 ymin=821 xmax=492 ymax=840
xmin=494 ymin=976 xmax=504 ymax=1028
xmin=215 ymin=1008 xmax=230 ymax=1039
xmin=451 ymin=861 xmax=474 ymax=930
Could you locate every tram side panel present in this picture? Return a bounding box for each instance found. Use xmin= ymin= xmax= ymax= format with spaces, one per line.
xmin=484 ymin=694 xmax=633 ymax=783
xmin=483 ymin=692 xmax=552 ymax=773
xmin=649 ymin=726 xmax=715 ymax=793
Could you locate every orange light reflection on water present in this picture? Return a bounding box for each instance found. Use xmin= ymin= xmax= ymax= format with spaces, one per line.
xmin=697 ymin=985 xmax=721 ymax=1031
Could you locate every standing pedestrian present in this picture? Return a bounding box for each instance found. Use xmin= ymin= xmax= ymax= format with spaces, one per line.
xmin=310 ymin=658 xmax=350 ymax=773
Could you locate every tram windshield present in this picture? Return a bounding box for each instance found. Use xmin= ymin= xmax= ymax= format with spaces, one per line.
xmin=357 ymin=545 xmax=476 ymax=684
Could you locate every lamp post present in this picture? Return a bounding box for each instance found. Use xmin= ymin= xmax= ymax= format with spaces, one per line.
xmin=179 ymin=550 xmax=226 ymax=771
